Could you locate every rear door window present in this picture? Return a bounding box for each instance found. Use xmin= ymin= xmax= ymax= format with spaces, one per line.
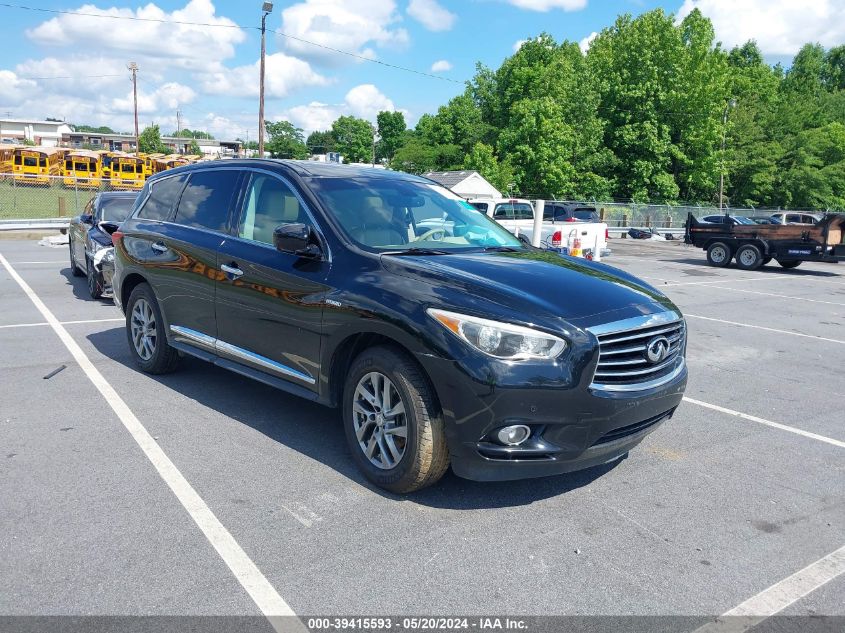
xmin=494 ymin=203 xmax=533 ymax=220
xmin=174 ymin=170 xmax=241 ymax=233
xmin=136 ymin=174 xmax=187 ymax=221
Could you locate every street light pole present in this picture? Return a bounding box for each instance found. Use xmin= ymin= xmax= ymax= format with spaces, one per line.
xmin=128 ymin=62 xmax=139 ymax=156
xmin=258 ymin=2 xmax=273 ymax=159
xmin=719 ymin=98 xmax=737 ymax=214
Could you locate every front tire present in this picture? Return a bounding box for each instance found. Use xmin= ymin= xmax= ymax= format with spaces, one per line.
xmin=735 ymin=244 xmax=764 ymax=270
xmin=706 ymin=242 xmax=732 ymax=267
xmin=343 ymin=346 xmax=449 ymax=493
xmin=125 ymin=283 xmax=179 ymax=374
xmin=86 ymin=257 xmax=104 ymax=299
xmin=69 ymin=238 xmax=84 ymax=277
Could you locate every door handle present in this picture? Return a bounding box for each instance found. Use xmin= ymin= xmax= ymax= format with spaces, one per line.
xmin=221 ymin=263 xmax=244 ymax=279
xmin=151 ymin=241 xmax=168 ymax=253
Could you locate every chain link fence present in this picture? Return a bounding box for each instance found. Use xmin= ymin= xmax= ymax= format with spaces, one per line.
xmin=0 ymin=175 xmax=140 ymax=221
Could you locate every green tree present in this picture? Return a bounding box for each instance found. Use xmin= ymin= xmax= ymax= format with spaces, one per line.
xmin=376 ymin=111 xmax=406 ymax=161
xmin=73 ymin=124 xmax=115 ymax=134
xmin=332 ymin=116 xmax=374 ymax=163
xmin=306 ymin=130 xmax=336 ymax=154
xmin=139 ymin=125 xmax=169 ymax=154
xmin=463 ymin=142 xmax=514 ymax=193
xmin=188 ymin=139 xmax=202 ymax=155
xmin=264 ymin=120 xmax=308 ymax=159
xmin=170 ymin=129 xmax=214 ymax=140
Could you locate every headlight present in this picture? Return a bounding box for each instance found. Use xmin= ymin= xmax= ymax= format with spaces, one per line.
xmin=427 ymin=308 xmax=567 ymax=360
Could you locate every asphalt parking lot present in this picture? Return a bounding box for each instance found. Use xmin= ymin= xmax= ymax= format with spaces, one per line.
xmin=1 ymin=237 xmax=843 ymax=631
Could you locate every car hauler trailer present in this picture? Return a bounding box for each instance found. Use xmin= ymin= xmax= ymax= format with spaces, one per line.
xmin=685 ymin=212 xmax=845 ymax=270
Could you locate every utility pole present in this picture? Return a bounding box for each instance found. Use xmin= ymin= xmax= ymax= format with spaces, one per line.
xmin=258 ymin=2 xmax=273 ymax=159
xmin=176 ymin=108 xmax=183 ymax=136
xmin=128 ymin=62 xmax=140 ymax=156
xmin=719 ymin=98 xmax=737 ymax=214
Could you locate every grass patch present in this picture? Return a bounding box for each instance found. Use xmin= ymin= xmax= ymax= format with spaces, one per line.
xmin=0 ymin=178 xmax=100 ymax=220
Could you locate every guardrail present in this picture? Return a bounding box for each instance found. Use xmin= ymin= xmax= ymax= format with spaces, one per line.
xmin=0 ymin=218 xmax=70 ymax=231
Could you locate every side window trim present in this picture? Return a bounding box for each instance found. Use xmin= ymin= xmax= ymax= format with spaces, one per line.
xmin=230 ymin=168 xmax=332 ymax=262
xmin=133 ymin=172 xmax=188 ymax=222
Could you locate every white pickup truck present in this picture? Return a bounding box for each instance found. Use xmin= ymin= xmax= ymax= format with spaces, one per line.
xmin=467 ymin=198 xmax=611 ymax=261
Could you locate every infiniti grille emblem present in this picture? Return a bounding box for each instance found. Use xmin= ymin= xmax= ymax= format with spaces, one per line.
xmin=645 ymin=336 xmax=671 ymax=364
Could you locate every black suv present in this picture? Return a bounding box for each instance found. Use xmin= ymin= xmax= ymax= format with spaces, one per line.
xmin=544 ymin=203 xmax=600 ymax=223
xmin=113 ymin=160 xmax=687 ymax=493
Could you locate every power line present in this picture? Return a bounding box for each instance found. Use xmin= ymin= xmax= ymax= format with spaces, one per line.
xmin=0 ymin=2 xmax=464 ymax=84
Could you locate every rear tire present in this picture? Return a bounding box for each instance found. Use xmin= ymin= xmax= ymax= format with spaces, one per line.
xmin=69 ymin=238 xmax=84 ymax=277
xmin=706 ymin=242 xmax=732 ymax=267
xmin=343 ymin=346 xmax=449 ymax=493
xmin=779 ymin=260 xmax=802 ymax=269
xmin=125 ymin=282 xmax=179 ymax=374
xmin=735 ymin=244 xmax=764 ymax=270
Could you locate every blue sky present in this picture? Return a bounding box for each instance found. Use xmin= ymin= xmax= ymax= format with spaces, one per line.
xmin=0 ymin=0 xmax=841 ymax=140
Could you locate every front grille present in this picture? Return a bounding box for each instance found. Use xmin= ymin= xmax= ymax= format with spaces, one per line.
xmin=589 ymin=315 xmax=685 ymax=390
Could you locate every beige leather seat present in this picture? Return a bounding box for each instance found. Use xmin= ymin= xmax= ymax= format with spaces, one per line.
xmin=350 ymin=196 xmax=407 ymax=247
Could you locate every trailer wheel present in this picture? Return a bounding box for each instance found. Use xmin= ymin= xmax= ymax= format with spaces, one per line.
xmin=706 ymin=242 xmax=731 ymax=267
xmin=736 ymin=244 xmax=764 ymax=270
xmin=778 ymin=260 xmax=802 ymax=269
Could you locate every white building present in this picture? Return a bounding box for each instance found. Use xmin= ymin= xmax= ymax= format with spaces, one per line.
xmin=0 ymin=119 xmax=73 ymax=147
xmin=423 ymin=170 xmax=502 ymax=199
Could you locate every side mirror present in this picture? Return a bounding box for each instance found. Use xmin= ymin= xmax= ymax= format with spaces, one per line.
xmin=273 ymin=223 xmax=322 ymax=259
xmin=98 ymin=220 xmax=120 ymax=235
xmin=81 ymin=214 xmax=94 ymax=224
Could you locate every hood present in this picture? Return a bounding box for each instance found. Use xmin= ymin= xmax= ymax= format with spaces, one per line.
xmin=381 ymin=249 xmax=678 ymax=329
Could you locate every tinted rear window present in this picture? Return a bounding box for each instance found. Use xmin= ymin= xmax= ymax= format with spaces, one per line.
xmin=136 ymin=175 xmax=187 ymax=221
xmin=173 ymin=170 xmax=240 ymax=232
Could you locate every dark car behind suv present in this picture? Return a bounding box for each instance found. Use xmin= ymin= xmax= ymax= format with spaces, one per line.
xmin=113 ymin=160 xmax=687 ymax=493
xmin=544 ymin=202 xmax=600 ymax=223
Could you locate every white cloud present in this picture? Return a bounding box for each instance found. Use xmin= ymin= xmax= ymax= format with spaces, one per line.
xmin=26 ymin=0 xmax=246 ymax=70
xmin=279 ymin=84 xmax=398 ymax=133
xmin=280 ymin=0 xmax=409 ymax=65
xmin=430 ymin=59 xmax=453 ymax=72
xmin=504 ymin=0 xmax=587 ymax=11
xmin=0 ymin=71 xmax=38 ymax=104
xmin=200 ymin=53 xmax=330 ymax=98
xmin=579 ymin=31 xmax=597 ymax=54
xmin=112 ymin=82 xmax=197 ymax=114
xmin=408 ymin=0 xmax=457 ymax=31
xmin=677 ymin=0 xmax=845 ymax=55
xmin=513 ymin=39 xmax=527 ymax=52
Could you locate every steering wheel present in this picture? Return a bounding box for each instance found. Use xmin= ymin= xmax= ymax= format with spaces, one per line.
xmin=414 ymin=228 xmax=446 ymax=242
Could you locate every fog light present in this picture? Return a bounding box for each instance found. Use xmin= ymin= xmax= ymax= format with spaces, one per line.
xmin=496 ymin=424 xmax=531 ymax=446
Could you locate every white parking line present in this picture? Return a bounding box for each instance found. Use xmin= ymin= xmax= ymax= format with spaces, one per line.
xmin=663 ymin=276 xmax=793 ymax=287
xmin=683 ymin=397 xmax=845 ymax=449
xmin=0 ymin=318 xmax=124 ymax=330
xmin=713 ymin=286 xmax=845 ymax=307
xmin=685 ymin=314 xmax=845 ymax=345
xmin=0 ymin=253 xmax=299 ymax=631
xmin=694 ymin=545 xmax=845 ymax=631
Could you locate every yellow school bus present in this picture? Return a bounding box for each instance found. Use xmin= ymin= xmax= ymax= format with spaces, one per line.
xmin=61 ymin=150 xmax=104 ymax=189
xmin=12 ymin=147 xmax=62 ymax=184
xmin=111 ymin=154 xmax=146 ymax=190
xmin=142 ymin=152 xmax=166 ymax=177
xmin=0 ymin=145 xmax=23 ymax=177
xmin=153 ymin=156 xmax=189 ymax=173
xmin=97 ymin=150 xmax=123 ymax=179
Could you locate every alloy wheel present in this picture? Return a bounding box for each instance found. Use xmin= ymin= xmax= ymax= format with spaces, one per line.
xmin=130 ymin=298 xmax=157 ymax=361
xmin=352 ymin=371 xmax=408 ymax=470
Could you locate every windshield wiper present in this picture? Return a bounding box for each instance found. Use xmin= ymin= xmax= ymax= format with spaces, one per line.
xmin=481 ymin=245 xmax=521 ymax=252
xmin=380 ymin=247 xmax=452 ymax=256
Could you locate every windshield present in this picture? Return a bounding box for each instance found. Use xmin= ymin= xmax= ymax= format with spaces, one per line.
xmin=307 ymin=176 xmax=524 ymax=252
xmin=98 ymin=197 xmax=136 ymax=222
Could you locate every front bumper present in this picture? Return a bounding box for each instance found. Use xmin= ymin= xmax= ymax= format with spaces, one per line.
xmin=415 ymin=351 xmax=687 ymax=482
